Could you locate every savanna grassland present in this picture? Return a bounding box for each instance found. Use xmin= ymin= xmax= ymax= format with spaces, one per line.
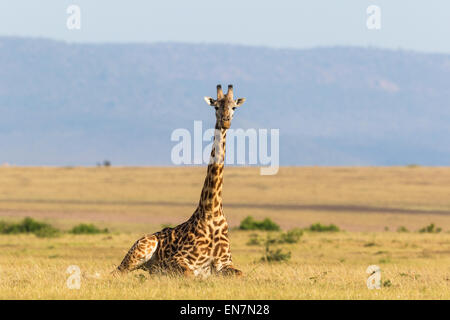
xmin=0 ymin=166 xmax=449 ymax=299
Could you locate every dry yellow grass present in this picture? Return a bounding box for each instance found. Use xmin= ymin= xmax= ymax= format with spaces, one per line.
xmin=0 ymin=167 xmax=449 ymax=299
xmin=0 ymin=232 xmax=448 ymax=299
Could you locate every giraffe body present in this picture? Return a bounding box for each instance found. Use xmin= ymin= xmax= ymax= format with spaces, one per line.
xmin=115 ymin=85 xmax=245 ymax=277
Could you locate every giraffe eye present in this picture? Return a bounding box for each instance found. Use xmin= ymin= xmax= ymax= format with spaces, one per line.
xmin=232 ymin=107 xmax=236 ymax=110
xmin=215 ymin=107 xmax=219 ymax=110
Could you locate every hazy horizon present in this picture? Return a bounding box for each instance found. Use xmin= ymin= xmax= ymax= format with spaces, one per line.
xmin=1 ymin=1 xmax=450 ymax=54
xmin=3 ymin=34 xmax=450 ymax=56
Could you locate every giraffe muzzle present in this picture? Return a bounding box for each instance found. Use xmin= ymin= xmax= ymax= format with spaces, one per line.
xmin=222 ymin=120 xmax=231 ymax=129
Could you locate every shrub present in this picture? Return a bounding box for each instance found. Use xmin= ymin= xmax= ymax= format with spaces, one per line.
xmin=278 ymin=228 xmax=303 ymax=244
xmin=397 ymin=226 xmax=409 ymax=233
xmin=239 ymin=216 xmax=280 ymax=231
xmin=0 ymin=217 xmax=60 ymax=238
xmin=308 ymin=223 xmax=340 ymax=232
xmin=69 ymin=223 xmax=108 ymax=234
xmin=418 ymin=223 xmax=442 ymax=233
xmin=260 ymin=238 xmax=291 ymax=262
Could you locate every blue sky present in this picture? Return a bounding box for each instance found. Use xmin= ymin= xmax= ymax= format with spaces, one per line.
xmin=0 ymin=0 xmax=449 ymax=53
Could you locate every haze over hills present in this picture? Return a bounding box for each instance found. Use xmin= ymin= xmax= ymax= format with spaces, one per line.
xmin=0 ymin=37 xmax=449 ymax=166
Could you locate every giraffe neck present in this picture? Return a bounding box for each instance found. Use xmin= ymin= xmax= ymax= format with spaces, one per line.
xmin=195 ymin=123 xmax=227 ymax=220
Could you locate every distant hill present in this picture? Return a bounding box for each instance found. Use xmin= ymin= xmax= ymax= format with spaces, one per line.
xmin=0 ymin=37 xmax=449 ymax=166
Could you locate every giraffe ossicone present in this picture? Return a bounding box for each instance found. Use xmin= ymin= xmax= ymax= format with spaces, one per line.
xmin=114 ymin=84 xmax=246 ymax=277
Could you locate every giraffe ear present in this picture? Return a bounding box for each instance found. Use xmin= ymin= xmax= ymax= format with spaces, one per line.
xmin=235 ymin=98 xmax=246 ymax=107
xmin=204 ymin=96 xmax=216 ymax=106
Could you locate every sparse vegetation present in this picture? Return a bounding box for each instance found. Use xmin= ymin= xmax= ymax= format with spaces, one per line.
xmin=418 ymin=223 xmax=442 ymax=233
xmin=69 ymin=223 xmax=109 ymax=235
xmin=246 ymin=228 xmax=303 ymax=246
xmin=307 ymin=223 xmax=340 ymax=232
xmin=260 ymin=237 xmax=291 ymax=262
xmin=0 ymin=217 xmax=60 ymax=238
xmin=397 ymin=226 xmax=409 ymax=233
xmin=278 ymin=228 xmax=303 ymax=244
xmin=239 ymin=216 xmax=280 ymax=231
xmin=0 ymin=219 xmax=109 ymax=237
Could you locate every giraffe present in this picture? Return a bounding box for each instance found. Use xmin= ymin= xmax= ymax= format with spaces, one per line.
xmin=113 ymin=84 xmax=246 ymax=277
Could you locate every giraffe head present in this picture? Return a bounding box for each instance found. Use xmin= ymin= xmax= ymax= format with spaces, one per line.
xmin=204 ymin=84 xmax=246 ymax=129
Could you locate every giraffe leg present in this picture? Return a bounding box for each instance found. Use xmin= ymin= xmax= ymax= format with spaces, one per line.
xmin=171 ymin=255 xmax=195 ymax=277
xmin=213 ymin=248 xmax=242 ymax=276
xmin=113 ymin=234 xmax=158 ymax=275
xmin=217 ymin=264 xmax=243 ymax=276
xmin=213 ymin=255 xmax=242 ymax=276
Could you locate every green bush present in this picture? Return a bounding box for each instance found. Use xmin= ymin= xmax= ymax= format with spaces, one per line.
xmin=397 ymin=226 xmax=409 ymax=233
xmin=69 ymin=223 xmax=109 ymax=234
xmin=278 ymin=228 xmax=303 ymax=244
xmin=239 ymin=216 xmax=280 ymax=231
xmin=0 ymin=219 xmax=109 ymax=237
xmin=308 ymin=223 xmax=340 ymax=232
xmin=0 ymin=217 xmax=60 ymax=238
xmin=418 ymin=223 xmax=441 ymax=233
xmin=260 ymin=238 xmax=291 ymax=262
